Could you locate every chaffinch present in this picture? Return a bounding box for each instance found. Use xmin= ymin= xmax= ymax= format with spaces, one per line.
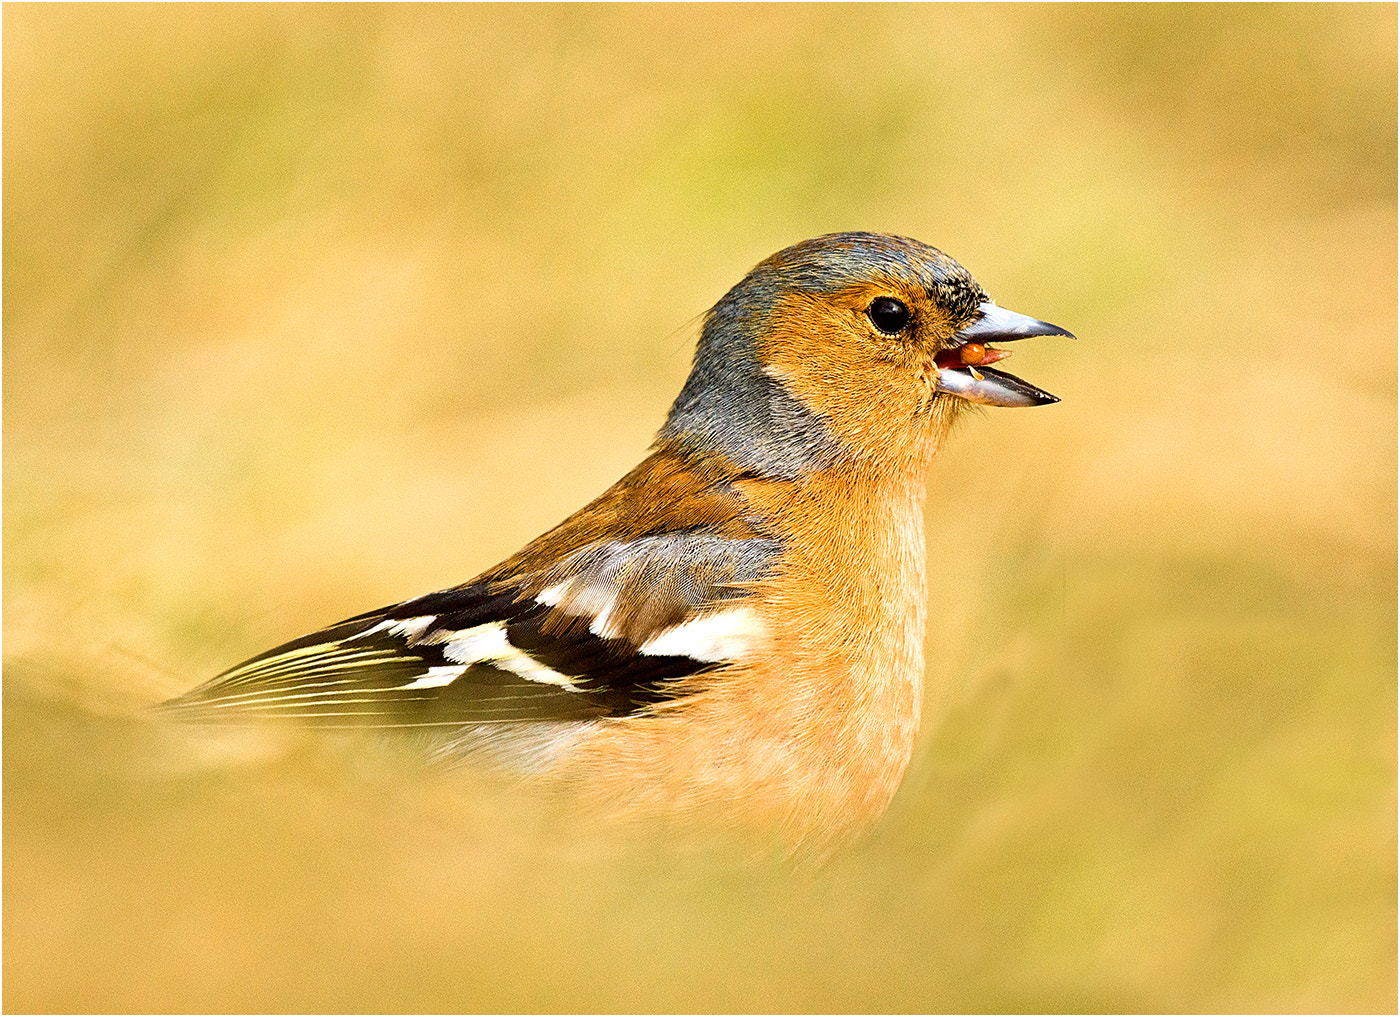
xmin=164 ymin=232 xmax=1071 ymax=848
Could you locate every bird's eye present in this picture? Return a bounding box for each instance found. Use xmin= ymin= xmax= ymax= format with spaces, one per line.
xmin=867 ymin=297 xmax=910 ymax=335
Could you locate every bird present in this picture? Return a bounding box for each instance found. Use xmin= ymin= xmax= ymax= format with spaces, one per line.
xmin=161 ymin=232 xmax=1071 ymax=850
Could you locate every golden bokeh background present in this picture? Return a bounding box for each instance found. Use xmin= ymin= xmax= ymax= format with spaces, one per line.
xmin=5 ymin=5 xmax=1395 ymax=1011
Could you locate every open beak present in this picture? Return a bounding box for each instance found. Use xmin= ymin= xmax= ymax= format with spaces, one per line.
xmin=934 ymin=301 xmax=1073 ymax=407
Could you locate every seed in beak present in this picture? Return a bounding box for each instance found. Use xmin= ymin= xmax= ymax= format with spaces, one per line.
xmin=935 ymin=342 xmax=1015 ymax=370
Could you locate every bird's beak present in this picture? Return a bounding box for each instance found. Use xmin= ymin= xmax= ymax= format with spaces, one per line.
xmin=934 ymin=301 xmax=1073 ymax=407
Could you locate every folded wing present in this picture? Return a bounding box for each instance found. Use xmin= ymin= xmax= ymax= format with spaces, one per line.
xmin=161 ymin=531 xmax=780 ymax=729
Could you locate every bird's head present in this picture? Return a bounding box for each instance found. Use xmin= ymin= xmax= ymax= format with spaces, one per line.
xmin=661 ymin=232 xmax=1072 ymax=478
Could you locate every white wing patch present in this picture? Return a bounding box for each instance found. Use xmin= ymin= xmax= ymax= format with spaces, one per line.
xmin=535 ymin=582 xmax=568 ymax=607
xmin=419 ymin=620 xmax=582 ymax=691
xmin=638 ymin=606 xmax=765 ymax=662
xmin=537 ymin=580 xmax=623 ymax=640
xmin=539 ymin=579 xmax=764 ymax=664
xmin=346 ymin=614 xmax=586 ymax=692
xmin=355 ymin=615 xmax=436 ymax=642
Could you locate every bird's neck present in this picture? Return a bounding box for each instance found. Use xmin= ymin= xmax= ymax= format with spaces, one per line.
xmin=725 ymin=463 xmax=932 ymax=840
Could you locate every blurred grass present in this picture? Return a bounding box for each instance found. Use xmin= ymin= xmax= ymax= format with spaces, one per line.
xmin=4 ymin=4 xmax=1395 ymax=1012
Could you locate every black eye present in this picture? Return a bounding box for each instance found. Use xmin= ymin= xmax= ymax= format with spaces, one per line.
xmin=867 ymin=297 xmax=910 ymax=335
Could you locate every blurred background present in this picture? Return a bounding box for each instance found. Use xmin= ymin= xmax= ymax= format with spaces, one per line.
xmin=5 ymin=5 xmax=1394 ymax=1011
